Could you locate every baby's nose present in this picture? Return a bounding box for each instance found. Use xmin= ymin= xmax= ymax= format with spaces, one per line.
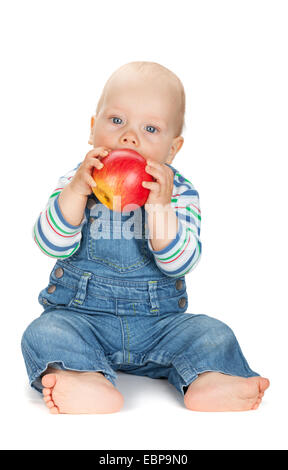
xmin=120 ymin=133 xmax=138 ymax=146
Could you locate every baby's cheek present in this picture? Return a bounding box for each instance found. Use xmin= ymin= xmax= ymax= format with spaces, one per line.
xmin=147 ymin=145 xmax=166 ymax=163
xmin=93 ymin=129 xmax=113 ymax=147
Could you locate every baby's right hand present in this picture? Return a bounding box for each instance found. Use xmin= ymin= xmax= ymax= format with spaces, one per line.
xmin=69 ymin=146 xmax=111 ymax=196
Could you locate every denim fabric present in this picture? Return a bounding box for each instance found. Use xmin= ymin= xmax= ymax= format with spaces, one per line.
xmin=21 ymin=198 xmax=259 ymax=396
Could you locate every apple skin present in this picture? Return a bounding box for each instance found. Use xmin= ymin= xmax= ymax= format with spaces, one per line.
xmin=92 ymin=148 xmax=154 ymax=212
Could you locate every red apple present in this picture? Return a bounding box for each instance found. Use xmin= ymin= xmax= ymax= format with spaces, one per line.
xmin=92 ymin=148 xmax=153 ymax=212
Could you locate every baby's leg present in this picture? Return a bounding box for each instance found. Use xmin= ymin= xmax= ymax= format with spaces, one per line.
xmin=21 ymin=310 xmax=123 ymax=414
xmin=147 ymin=312 xmax=269 ymax=411
xmin=180 ymin=315 xmax=270 ymax=411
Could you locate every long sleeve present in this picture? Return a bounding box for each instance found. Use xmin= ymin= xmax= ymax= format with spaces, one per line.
xmin=32 ymin=163 xmax=86 ymax=258
xmin=147 ymin=166 xmax=202 ymax=277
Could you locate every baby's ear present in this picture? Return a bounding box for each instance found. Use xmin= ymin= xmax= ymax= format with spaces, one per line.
xmin=175 ymin=135 xmax=184 ymax=153
xmin=167 ymin=136 xmax=184 ymax=163
xmin=88 ymin=115 xmax=95 ymax=145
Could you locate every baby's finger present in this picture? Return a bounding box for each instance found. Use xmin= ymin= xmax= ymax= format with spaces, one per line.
xmin=86 ymin=147 xmax=111 ymax=159
xmin=87 ymin=174 xmax=97 ymax=188
xmin=145 ymin=164 xmax=164 ymax=183
xmin=142 ymin=181 xmax=160 ymax=192
xmin=84 ymin=156 xmax=104 ymax=170
xmin=97 ymin=148 xmax=111 ymax=157
xmin=91 ymin=145 xmax=111 ymax=154
xmin=90 ymin=150 xmax=109 ymax=161
xmin=92 ymin=158 xmax=104 ymax=169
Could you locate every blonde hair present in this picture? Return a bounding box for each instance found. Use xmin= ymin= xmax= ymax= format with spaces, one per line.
xmin=96 ymin=61 xmax=186 ymax=137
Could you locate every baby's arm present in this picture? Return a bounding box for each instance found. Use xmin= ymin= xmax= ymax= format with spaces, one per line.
xmin=147 ymin=171 xmax=202 ymax=277
xmin=32 ymin=146 xmax=110 ymax=258
xmin=32 ymin=165 xmax=85 ymax=259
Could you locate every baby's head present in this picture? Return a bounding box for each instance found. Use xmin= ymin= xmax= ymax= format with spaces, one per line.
xmin=88 ymin=61 xmax=185 ymax=165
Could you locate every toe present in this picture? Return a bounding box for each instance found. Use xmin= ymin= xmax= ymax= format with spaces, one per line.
xmin=49 ymin=406 xmax=59 ymax=414
xmin=43 ymin=388 xmax=51 ymax=397
xmin=43 ymin=395 xmax=51 ymax=403
xmin=251 ymin=398 xmax=262 ymax=410
xmin=46 ymin=400 xmax=55 ymax=408
xmin=259 ymin=377 xmax=270 ymax=393
xmin=42 ymin=373 xmax=57 ymax=389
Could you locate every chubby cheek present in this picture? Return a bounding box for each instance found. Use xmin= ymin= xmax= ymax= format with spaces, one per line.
xmin=144 ymin=148 xmax=163 ymax=163
xmin=92 ymin=124 xmax=116 ymax=148
xmin=144 ymin=142 xmax=171 ymax=164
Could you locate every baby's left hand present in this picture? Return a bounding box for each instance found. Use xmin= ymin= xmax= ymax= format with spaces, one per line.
xmin=142 ymin=160 xmax=174 ymax=209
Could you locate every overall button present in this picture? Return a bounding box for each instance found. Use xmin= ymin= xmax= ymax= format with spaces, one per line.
xmin=175 ymin=279 xmax=183 ymax=290
xmin=47 ymin=285 xmax=56 ymax=294
xmin=54 ymin=267 xmax=64 ymax=279
xmin=178 ymin=297 xmax=186 ymax=308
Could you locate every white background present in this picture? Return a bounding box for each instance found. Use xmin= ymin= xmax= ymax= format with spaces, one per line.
xmin=0 ymin=0 xmax=287 ymax=450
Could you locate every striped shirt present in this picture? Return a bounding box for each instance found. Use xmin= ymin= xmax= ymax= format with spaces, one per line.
xmin=33 ymin=162 xmax=202 ymax=277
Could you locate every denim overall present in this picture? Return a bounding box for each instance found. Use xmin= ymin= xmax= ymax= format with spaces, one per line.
xmin=21 ymin=195 xmax=259 ymax=396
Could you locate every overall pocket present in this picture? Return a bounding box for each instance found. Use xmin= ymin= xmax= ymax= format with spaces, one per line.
xmin=87 ymin=203 xmax=152 ymax=273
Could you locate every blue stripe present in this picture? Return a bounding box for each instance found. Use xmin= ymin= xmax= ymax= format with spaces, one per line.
xmin=164 ymin=163 xmax=177 ymax=174
xmin=162 ymin=246 xmax=198 ymax=276
xmin=54 ymin=194 xmax=84 ymax=229
xmin=175 ymin=211 xmax=197 ymax=226
xmin=37 ymin=218 xmax=79 ymax=253
xmin=177 ymin=189 xmax=199 ymax=198
xmin=173 ymin=179 xmax=192 ymax=190
xmin=148 ymin=220 xmax=183 ymax=255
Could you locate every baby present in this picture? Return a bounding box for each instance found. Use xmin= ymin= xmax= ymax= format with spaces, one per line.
xmin=21 ymin=61 xmax=269 ymax=414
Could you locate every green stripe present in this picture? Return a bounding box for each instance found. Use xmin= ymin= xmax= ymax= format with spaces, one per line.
xmin=187 ymin=206 xmax=201 ymax=221
xmin=180 ymin=241 xmax=201 ymax=275
xmin=176 ymin=173 xmax=192 ymax=184
xmin=157 ymin=227 xmax=194 ymax=261
xmin=48 ymin=206 xmax=80 ymax=235
xmin=34 ymin=226 xmax=79 ymax=258
xmin=171 ymin=200 xmax=201 ymax=221
xmin=49 ymin=191 xmax=61 ymax=199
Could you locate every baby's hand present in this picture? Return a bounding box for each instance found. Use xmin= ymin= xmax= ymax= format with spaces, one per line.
xmin=142 ymin=160 xmax=174 ymax=209
xmin=70 ymin=147 xmax=111 ymax=197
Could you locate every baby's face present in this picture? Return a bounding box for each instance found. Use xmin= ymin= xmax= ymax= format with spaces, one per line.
xmin=89 ymin=73 xmax=183 ymax=164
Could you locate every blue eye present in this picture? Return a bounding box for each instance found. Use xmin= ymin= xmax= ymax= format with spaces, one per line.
xmin=146 ymin=126 xmax=157 ymax=133
xmin=112 ymin=117 xmax=122 ymax=125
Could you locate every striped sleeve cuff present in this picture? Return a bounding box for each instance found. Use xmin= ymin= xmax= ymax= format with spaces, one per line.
xmin=53 ymin=193 xmax=86 ymax=231
xmin=147 ymin=219 xmax=202 ymax=277
xmin=147 ymin=218 xmax=184 ymax=255
xmin=33 ymin=194 xmax=86 ymax=258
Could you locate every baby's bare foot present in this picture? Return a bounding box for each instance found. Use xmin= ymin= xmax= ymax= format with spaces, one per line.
xmin=184 ymin=372 xmax=270 ymax=412
xmin=41 ymin=368 xmax=124 ymax=414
